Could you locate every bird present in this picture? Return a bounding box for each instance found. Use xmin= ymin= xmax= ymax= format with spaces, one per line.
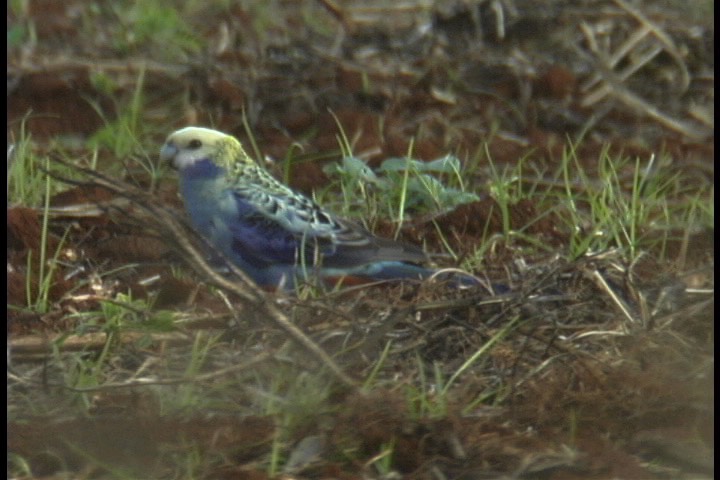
xmin=160 ymin=126 xmax=479 ymax=291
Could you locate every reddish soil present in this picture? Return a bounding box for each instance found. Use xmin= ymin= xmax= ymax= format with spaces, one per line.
xmin=8 ymin=1 xmax=713 ymax=478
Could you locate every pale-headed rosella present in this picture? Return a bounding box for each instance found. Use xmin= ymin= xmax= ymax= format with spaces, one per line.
xmin=160 ymin=127 xmax=479 ymax=291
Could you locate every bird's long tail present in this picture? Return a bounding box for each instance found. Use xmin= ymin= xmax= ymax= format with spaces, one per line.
xmin=320 ymin=261 xmax=490 ymax=290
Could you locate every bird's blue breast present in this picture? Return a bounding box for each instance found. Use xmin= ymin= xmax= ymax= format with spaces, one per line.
xmin=180 ymin=158 xmax=226 ymax=181
xmin=178 ymin=161 xmax=229 ymax=228
xmin=177 ymin=159 xmax=309 ymax=285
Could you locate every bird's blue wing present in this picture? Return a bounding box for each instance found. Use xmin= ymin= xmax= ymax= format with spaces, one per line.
xmin=226 ymin=188 xmax=428 ymax=270
xmin=226 ymin=191 xmax=338 ymax=268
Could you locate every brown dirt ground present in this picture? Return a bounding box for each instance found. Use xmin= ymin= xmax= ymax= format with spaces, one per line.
xmin=7 ymin=1 xmax=713 ymax=479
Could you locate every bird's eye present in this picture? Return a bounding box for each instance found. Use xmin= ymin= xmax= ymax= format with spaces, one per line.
xmin=188 ymin=139 xmax=202 ymax=149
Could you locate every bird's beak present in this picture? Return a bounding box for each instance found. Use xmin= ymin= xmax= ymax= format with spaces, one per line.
xmin=160 ymin=143 xmax=178 ymax=168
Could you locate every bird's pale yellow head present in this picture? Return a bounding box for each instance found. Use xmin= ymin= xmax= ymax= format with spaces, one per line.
xmin=160 ymin=126 xmax=254 ymax=171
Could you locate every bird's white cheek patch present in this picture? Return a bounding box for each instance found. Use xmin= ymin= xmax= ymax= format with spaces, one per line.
xmin=173 ymin=154 xmax=206 ymax=170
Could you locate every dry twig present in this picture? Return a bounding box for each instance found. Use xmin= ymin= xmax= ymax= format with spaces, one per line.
xmin=43 ymin=157 xmax=360 ymax=390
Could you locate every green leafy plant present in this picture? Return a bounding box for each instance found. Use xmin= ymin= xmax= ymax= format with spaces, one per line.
xmin=323 ymin=153 xmax=480 ymax=223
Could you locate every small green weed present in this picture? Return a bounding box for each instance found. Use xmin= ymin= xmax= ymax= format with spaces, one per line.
xmin=7 ymin=0 xmax=35 ymax=49
xmin=87 ymin=67 xmax=147 ymax=160
xmin=8 ymin=123 xmax=76 ymax=206
xmin=370 ymin=440 xmax=396 ymax=476
xmin=560 ymin=146 xmax=689 ymax=259
xmin=324 ymin=153 xmax=480 ymax=223
xmin=8 ymin=134 xmax=75 ymax=313
xmin=86 ymin=67 xmax=169 ymax=190
xmin=406 ymin=358 xmax=449 ymax=419
xmin=261 ymin=369 xmax=334 ymax=475
xmin=87 ymin=0 xmax=202 ymax=60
